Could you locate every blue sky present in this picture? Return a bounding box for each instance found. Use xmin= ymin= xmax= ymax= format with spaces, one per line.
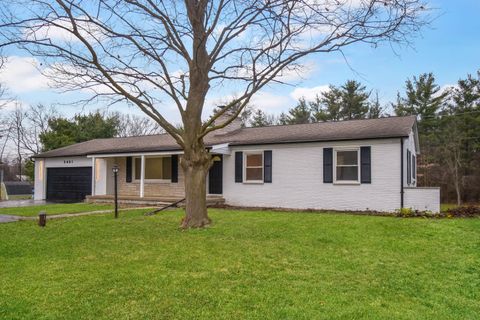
xmin=1 ymin=0 xmax=479 ymax=122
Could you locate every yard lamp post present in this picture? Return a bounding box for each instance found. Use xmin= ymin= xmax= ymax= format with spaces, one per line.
xmin=112 ymin=165 xmax=119 ymax=219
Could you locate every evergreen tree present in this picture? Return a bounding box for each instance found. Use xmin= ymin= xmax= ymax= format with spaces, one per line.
xmin=394 ymin=73 xmax=449 ymax=134
xmin=436 ymin=71 xmax=480 ymax=204
xmin=277 ymin=112 xmax=289 ymax=125
xmin=287 ymin=98 xmax=312 ymax=124
xmin=310 ymin=80 xmax=370 ymax=122
xmin=368 ymin=91 xmax=384 ymax=118
xmin=311 ymin=86 xmax=343 ymax=122
xmin=341 ymin=80 xmax=370 ymax=120
xmin=391 ymin=92 xmax=407 ymax=115
xmin=450 ymin=72 xmax=480 ymax=150
xmin=394 ymin=73 xmax=449 ymax=188
xmin=249 ymin=109 xmax=275 ymax=127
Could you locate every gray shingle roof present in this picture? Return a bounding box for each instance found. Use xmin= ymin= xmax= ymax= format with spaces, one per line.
xmin=34 ymin=116 xmax=416 ymax=158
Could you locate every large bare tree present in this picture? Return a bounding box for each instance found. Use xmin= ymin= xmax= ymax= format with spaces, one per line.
xmin=0 ymin=0 xmax=427 ymax=227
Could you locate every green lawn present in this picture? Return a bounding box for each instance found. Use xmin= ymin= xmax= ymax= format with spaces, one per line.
xmin=0 ymin=202 xmax=113 ymax=217
xmin=0 ymin=209 xmax=479 ymax=319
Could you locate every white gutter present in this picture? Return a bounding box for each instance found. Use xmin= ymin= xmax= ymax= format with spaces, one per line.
xmin=86 ymin=150 xmax=184 ymax=158
xmin=210 ymin=143 xmax=231 ymax=155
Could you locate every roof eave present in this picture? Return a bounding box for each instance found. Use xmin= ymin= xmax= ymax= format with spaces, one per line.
xmin=228 ymin=135 xmax=410 ymax=147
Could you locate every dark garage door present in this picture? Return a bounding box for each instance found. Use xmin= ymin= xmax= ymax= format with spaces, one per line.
xmin=46 ymin=167 xmax=92 ymax=201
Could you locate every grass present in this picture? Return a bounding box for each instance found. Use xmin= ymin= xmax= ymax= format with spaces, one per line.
xmin=0 ymin=209 xmax=479 ymax=320
xmin=0 ymin=202 xmax=113 ymax=217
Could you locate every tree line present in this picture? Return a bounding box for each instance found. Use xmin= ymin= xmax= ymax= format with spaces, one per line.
xmin=0 ymin=106 xmax=164 ymax=181
xmin=243 ymin=71 xmax=480 ymax=205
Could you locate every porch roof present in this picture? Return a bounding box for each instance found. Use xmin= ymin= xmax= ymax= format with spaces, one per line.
xmin=34 ymin=116 xmax=416 ymax=158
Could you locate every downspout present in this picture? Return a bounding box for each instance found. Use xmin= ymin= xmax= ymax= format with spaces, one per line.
xmin=400 ymin=138 xmax=404 ymax=209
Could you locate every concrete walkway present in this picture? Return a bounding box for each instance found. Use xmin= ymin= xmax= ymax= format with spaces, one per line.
xmin=0 ymin=207 xmax=156 ymax=224
xmin=0 ymin=215 xmax=24 ymax=223
xmin=0 ymin=199 xmax=50 ymax=208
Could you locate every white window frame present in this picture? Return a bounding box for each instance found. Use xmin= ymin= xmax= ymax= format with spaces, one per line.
xmin=243 ymin=151 xmax=264 ymax=184
xmin=133 ymin=156 xmax=171 ymax=183
xmin=333 ymin=148 xmax=360 ymax=184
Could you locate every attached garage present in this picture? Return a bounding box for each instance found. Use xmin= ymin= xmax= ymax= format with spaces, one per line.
xmin=46 ymin=167 xmax=92 ymax=201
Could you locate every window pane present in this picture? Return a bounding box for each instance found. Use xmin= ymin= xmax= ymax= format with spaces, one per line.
xmin=145 ymin=157 xmax=163 ymax=179
xmin=162 ymin=157 xmax=172 ymax=180
xmin=134 ymin=158 xmax=141 ymax=179
xmin=336 ymin=151 xmax=358 ymax=165
xmin=246 ymin=154 xmax=262 ymax=167
xmin=246 ymin=168 xmax=263 ymax=181
xmin=336 ymin=166 xmax=358 ymax=181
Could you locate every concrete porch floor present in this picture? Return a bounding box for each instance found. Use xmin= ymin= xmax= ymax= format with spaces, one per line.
xmin=86 ymin=194 xmax=225 ymax=207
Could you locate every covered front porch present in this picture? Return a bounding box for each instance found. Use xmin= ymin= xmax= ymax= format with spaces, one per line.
xmin=86 ymin=194 xmax=225 ymax=207
xmin=86 ymin=150 xmax=225 ymax=206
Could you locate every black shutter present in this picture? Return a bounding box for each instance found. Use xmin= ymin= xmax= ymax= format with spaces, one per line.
xmin=360 ymin=146 xmax=371 ymax=184
xmin=126 ymin=157 xmax=132 ymax=183
xmin=235 ymin=151 xmax=243 ymax=183
xmin=407 ymin=150 xmax=411 ymax=185
xmin=323 ymin=148 xmax=333 ymax=183
xmin=171 ymin=155 xmax=178 ymax=183
xmin=412 ymin=155 xmax=416 ymax=181
xmin=264 ymin=150 xmax=272 ymax=183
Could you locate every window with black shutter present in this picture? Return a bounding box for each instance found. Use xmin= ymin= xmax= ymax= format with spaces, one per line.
xmin=407 ymin=150 xmax=411 ymax=185
xmin=323 ymin=148 xmax=333 ymax=183
xmin=264 ymin=150 xmax=272 ymax=183
xmin=171 ymin=155 xmax=178 ymax=183
xmin=412 ymin=154 xmax=416 ymax=183
xmin=126 ymin=157 xmax=132 ymax=183
xmin=235 ymin=151 xmax=243 ymax=183
xmin=360 ymin=146 xmax=371 ymax=184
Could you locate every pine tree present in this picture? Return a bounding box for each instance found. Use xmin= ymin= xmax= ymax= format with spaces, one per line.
xmin=249 ymin=109 xmax=275 ymax=127
xmin=437 ymin=71 xmax=480 ymax=204
xmin=311 ymin=86 xmax=343 ymax=122
xmin=277 ymin=112 xmax=289 ymax=125
xmin=395 ymin=73 xmax=449 ymax=134
xmin=287 ymin=98 xmax=312 ymax=124
xmin=368 ymin=91 xmax=384 ymax=118
xmin=395 ymin=73 xmax=449 ymax=187
xmin=341 ymin=80 xmax=370 ymax=120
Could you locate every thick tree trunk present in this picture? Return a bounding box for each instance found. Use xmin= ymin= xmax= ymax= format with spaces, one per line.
xmin=180 ymin=147 xmax=212 ymax=229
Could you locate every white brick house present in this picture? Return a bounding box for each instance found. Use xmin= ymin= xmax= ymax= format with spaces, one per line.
xmin=33 ymin=116 xmax=440 ymax=213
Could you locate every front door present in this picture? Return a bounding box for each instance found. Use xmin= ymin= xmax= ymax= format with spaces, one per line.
xmin=208 ymin=155 xmax=223 ymax=194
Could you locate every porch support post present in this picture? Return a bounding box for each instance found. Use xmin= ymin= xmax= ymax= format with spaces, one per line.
xmin=140 ymin=155 xmax=145 ymax=198
xmin=91 ymin=156 xmax=96 ymax=196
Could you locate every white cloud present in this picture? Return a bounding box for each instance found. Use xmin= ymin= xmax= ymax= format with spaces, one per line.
xmin=0 ymin=56 xmax=51 ymax=93
xmin=290 ymin=84 xmax=330 ymax=101
xmin=0 ymin=99 xmax=21 ymax=110
xmin=277 ymin=61 xmax=317 ymax=82
xmin=250 ymin=91 xmax=291 ymax=111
